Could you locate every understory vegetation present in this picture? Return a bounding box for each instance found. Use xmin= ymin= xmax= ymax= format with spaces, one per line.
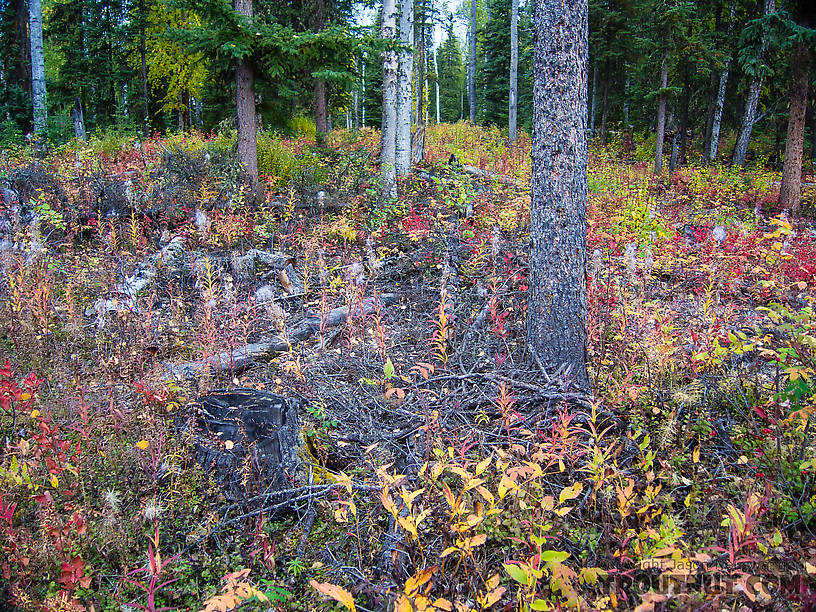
xmin=1 ymin=123 xmax=815 ymax=611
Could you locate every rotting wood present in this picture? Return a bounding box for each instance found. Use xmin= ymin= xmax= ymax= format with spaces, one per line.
xmin=166 ymin=293 xmax=398 ymax=380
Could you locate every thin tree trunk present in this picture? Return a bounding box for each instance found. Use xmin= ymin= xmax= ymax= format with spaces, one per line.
xmin=314 ymin=0 xmax=328 ymax=138
xmin=72 ymin=98 xmax=86 ymax=140
xmin=434 ymin=47 xmax=440 ymax=123
xmin=710 ymin=2 xmax=737 ymax=162
xmin=589 ymin=60 xmax=598 ymax=136
xmin=361 ymin=52 xmax=366 ymax=127
xmin=654 ymin=48 xmax=669 ymax=174
xmin=733 ymin=0 xmax=775 ymax=167
xmin=139 ymin=0 xmax=149 ymax=136
xmin=527 ymin=0 xmax=589 ymax=391
xmin=623 ymin=73 xmax=630 ymax=124
xmin=678 ymin=60 xmax=691 ymax=166
xmin=468 ymin=0 xmax=476 ymax=123
xmin=778 ymin=42 xmax=810 ymax=215
xmin=381 ymin=0 xmax=399 ymax=199
xmin=710 ymin=56 xmax=731 ymax=162
xmin=14 ymin=0 xmax=31 ymax=112
xmin=413 ymin=5 xmax=425 ymax=162
xmin=395 ymin=0 xmax=413 ymax=176
xmin=29 ymin=0 xmax=47 ymax=136
xmin=235 ymin=0 xmax=258 ymax=195
xmin=599 ymin=59 xmax=609 ymax=147
xmin=509 ymin=0 xmax=519 ymax=142
xmin=703 ymin=69 xmax=718 ymax=161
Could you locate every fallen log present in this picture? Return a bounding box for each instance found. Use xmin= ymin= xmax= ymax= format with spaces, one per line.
xmin=166 ymin=293 xmax=398 ymax=380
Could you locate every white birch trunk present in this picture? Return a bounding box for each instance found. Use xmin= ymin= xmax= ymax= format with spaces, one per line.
xmin=434 ymin=47 xmax=440 ymax=123
xmin=381 ymin=0 xmax=399 ymax=199
xmin=509 ymin=0 xmax=519 ymax=142
xmin=395 ymin=0 xmax=414 ymax=176
xmin=29 ymin=0 xmax=47 ymax=135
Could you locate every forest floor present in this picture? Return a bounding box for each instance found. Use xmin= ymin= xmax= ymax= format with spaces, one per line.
xmin=1 ymin=124 xmax=816 ymax=612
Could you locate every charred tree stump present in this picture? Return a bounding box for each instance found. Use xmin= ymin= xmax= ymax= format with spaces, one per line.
xmin=186 ymin=389 xmax=302 ymax=502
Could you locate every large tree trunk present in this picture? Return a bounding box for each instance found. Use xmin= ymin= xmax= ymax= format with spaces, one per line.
xmin=527 ymin=0 xmax=589 ymax=391
xmin=234 ymin=0 xmax=258 ymax=195
xmin=468 ymin=0 xmax=476 ymax=123
xmin=654 ymin=49 xmax=669 ymax=174
xmin=380 ymin=0 xmax=399 ymax=199
xmin=733 ymin=0 xmax=775 ymax=167
xmin=509 ymin=0 xmax=519 ymax=143
xmin=778 ymin=42 xmax=811 ymax=215
xmin=29 ymin=0 xmax=47 ymax=136
xmin=395 ymin=0 xmax=413 ymax=176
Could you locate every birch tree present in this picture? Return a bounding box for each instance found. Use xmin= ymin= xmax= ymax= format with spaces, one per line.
xmin=508 ymin=0 xmax=518 ymax=142
xmin=381 ymin=0 xmax=399 ymax=199
xmin=395 ymin=0 xmax=413 ymax=176
xmin=29 ymin=0 xmax=46 ymax=135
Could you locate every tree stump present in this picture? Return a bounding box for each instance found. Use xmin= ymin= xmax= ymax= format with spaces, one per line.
xmin=187 ymin=389 xmax=302 ymax=501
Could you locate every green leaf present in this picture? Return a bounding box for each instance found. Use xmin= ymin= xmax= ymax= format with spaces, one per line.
xmin=384 ymin=358 xmax=395 ymax=379
xmin=539 ymin=550 xmax=569 ymax=565
xmin=503 ymin=563 xmax=530 ymax=586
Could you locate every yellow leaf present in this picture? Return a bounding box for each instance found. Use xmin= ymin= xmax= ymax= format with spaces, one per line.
xmin=309 ymin=580 xmax=356 ymax=611
xmin=692 ymin=447 xmax=700 ymax=464
xmin=475 ymin=455 xmax=492 ymax=476
xmin=805 ymin=561 xmax=816 ymax=575
xmin=405 ymin=566 xmax=437 ymax=597
xmin=558 ymin=482 xmax=583 ymax=504
xmin=136 ymin=440 xmax=149 ymax=450
xmin=20 ymin=393 xmax=31 ymax=401
xmin=49 ymin=474 xmax=59 ymax=488
xmin=432 ymin=598 xmax=453 ymax=611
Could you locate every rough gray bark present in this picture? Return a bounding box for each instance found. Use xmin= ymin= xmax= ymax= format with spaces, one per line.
xmin=235 ymin=0 xmax=258 ymax=195
xmin=381 ymin=0 xmax=399 ymax=199
xmin=468 ymin=0 xmax=477 ymax=123
xmin=527 ymin=0 xmax=589 ymax=391
xmin=509 ymin=0 xmax=519 ymax=142
xmin=395 ymin=0 xmax=414 ymax=176
xmin=778 ymin=42 xmax=810 ymax=215
xmin=654 ymin=49 xmax=669 ymax=174
xmin=733 ymin=0 xmax=775 ymax=168
xmin=29 ymin=0 xmax=47 ymax=135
